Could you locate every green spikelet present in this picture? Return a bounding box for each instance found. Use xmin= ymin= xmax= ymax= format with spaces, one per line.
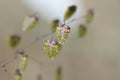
xmin=8 ymin=34 xmax=21 ymax=48
xmin=15 ymin=75 xmax=22 ymax=80
xmin=86 ymin=9 xmax=94 ymax=24
xmin=78 ymin=24 xmax=87 ymax=38
xmin=56 ymin=25 xmax=70 ymax=44
xmin=44 ymin=40 xmax=59 ymax=59
xmin=56 ymin=66 xmax=62 ymax=80
xmin=64 ymin=5 xmax=77 ymax=20
xmin=22 ymin=15 xmax=38 ymax=31
xmin=19 ymin=53 xmax=28 ymax=72
xmin=15 ymin=69 xmax=22 ymax=80
xmin=51 ymin=19 xmax=59 ymax=31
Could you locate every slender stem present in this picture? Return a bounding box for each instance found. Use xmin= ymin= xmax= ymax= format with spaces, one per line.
xmin=28 ymin=55 xmax=43 ymax=66
xmin=36 ymin=26 xmax=40 ymax=39
xmin=67 ymin=15 xmax=86 ymax=24
xmin=22 ymin=31 xmax=54 ymax=50
xmin=0 ymin=31 xmax=53 ymax=70
xmin=0 ymin=64 xmax=14 ymax=80
xmin=4 ymin=69 xmax=14 ymax=80
xmin=51 ymin=31 xmax=55 ymax=41
xmin=0 ymin=51 xmax=17 ymax=67
xmin=2 ymin=56 xmax=17 ymax=67
xmin=63 ymin=19 xmax=66 ymax=25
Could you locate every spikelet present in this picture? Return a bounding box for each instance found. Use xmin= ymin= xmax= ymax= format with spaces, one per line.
xmin=44 ymin=40 xmax=59 ymax=59
xmin=56 ymin=24 xmax=70 ymax=44
xmin=51 ymin=19 xmax=59 ymax=32
xmin=8 ymin=34 xmax=21 ymax=48
xmin=86 ymin=9 xmax=94 ymax=24
xmin=19 ymin=52 xmax=28 ymax=72
xmin=64 ymin=5 xmax=77 ymax=20
xmin=22 ymin=15 xmax=38 ymax=31
xmin=56 ymin=66 xmax=62 ymax=80
xmin=15 ymin=69 xmax=22 ymax=80
xmin=78 ymin=24 xmax=87 ymax=38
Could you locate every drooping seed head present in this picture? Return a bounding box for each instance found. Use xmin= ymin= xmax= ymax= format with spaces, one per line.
xmin=86 ymin=9 xmax=94 ymax=24
xmin=51 ymin=19 xmax=60 ymax=31
xmin=22 ymin=15 xmax=39 ymax=31
xmin=64 ymin=5 xmax=77 ymax=20
xmin=56 ymin=66 xmax=62 ymax=80
xmin=44 ymin=40 xmax=60 ymax=59
xmin=8 ymin=34 xmax=21 ymax=48
xmin=19 ymin=52 xmax=28 ymax=72
xmin=15 ymin=69 xmax=22 ymax=80
xmin=56 ymin=24 xmax=71 ymax=44
xmin=78 ymin=24 xmax=87 ymax=38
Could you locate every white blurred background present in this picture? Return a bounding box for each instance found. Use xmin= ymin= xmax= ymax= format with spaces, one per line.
xmin=0 ymin=0 xmax=120 ymax=80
